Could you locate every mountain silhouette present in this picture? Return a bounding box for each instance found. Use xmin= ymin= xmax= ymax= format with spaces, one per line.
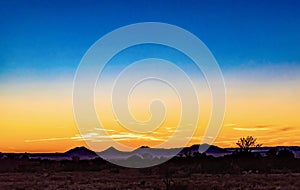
xmin=9 ymin=144 xmax=299 ymax=160
xmin=190 ymin=144 xmax=230 ymax=154
xmin=65 ymin=146 xmax=98 ymax=158
xmin=98 ymin=144 xmax=230 ymax=160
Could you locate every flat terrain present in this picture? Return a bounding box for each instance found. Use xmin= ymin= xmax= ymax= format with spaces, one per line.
xmin=0 ymin=171 xmax=299 ymax=190
xmin=1 ymin=149 xmax=300 ymax=189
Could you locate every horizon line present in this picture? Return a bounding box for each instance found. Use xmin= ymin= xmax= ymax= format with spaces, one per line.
xmin=1 ymin=143 xmax=299 ymax=154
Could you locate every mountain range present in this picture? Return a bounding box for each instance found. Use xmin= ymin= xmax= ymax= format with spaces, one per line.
xmin=1 ymin=144 xmax=299 ymax=161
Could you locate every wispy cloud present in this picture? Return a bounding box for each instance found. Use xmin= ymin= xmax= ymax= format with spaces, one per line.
xmin=79 ymin=131 xmax=164 ymax=142
xmin=233 ymin=127 xmax=270 ymax=131
xmin=24 ymin=136 xmax=82 ymax=143
xmin=277 ymin=126 xmax=297 ymax=132
xmin=111 ymin=133 xmax=163 ymax=141
xmin=94 ymin=127 xmax=115 ymax=132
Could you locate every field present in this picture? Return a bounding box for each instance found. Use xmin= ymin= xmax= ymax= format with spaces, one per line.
xmin=1 ymin=149 xmax=300 ymax=189
xmin=0 ymin=171 xmax=300 ymax=190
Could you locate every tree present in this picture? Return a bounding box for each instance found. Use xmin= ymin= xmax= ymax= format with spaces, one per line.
xmin=236 ymin=136 xmax=262 ymax=153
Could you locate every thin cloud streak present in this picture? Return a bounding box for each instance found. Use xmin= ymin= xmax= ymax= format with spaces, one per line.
xmin=25 ymin=136 xmax=82 ymax=143
xmin=233 ymin=127 xmax=270 ymax=131
xmin=79 ymin=132 xmax=165 ymax=142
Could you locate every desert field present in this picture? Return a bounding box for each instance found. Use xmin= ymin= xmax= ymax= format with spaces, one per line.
xmin=0 ymin=171 xmax=299 ymax=190
xmin=1 ymin=149 xmax=300 ymax=190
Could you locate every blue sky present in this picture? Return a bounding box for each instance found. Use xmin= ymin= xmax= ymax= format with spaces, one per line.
xmin=1 ymin=0 xmax=300 ymax=82
xmin=1 ymin=0 xmax=300 ymax=151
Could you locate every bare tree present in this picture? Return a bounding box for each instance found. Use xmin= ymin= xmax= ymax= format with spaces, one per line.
xmin=236 ymin=136 xmax=262 ymax=153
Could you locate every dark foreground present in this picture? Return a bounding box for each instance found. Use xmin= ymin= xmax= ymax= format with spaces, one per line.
xmin=1 ymin=150 xmax=300 ymax=190
xmin=0 ymin=171 xmax=299 ymax=190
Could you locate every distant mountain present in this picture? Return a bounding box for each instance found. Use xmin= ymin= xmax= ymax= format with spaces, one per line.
xmin=4 ymin=144 xmax=299 ymax=161
xmin=187 ymin=144 xmax=230 ymax=155
xmin=97 ymin=144 xmax=230 ymax=160
xmin=224 ymin=146 xmax=300 ymax=158
xmin=24 ymin=146 xmax=98 ymax=160
xmin=98 ymin=147 xmax=131 ymax=159
xmin=65 ymin=146 xmax=98 ymax=158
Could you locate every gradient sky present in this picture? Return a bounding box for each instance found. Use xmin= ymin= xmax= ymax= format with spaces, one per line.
xmin=1 ymin=0 xmax=300 ymax=152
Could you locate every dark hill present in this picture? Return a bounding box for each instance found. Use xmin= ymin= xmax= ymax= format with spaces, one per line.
xmin=65 ymin=146 xmax=98 ymax=158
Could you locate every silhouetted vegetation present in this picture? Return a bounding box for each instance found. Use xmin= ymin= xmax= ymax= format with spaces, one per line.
xmin=236 ymin=136 xmax=262 ymax=153
xmin=277 ymin=149 xmax=295 ymax=159
xmin=0 ymin=138 xmax=299 ymax=189
xmin=2 ymin=152 xmax=298 ymax=175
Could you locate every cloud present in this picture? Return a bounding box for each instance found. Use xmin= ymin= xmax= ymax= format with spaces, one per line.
xmin=278 ymin=126 xmax=297 ymax=132
xmin=24 ymin=132 xmax=164 ymax=143
xmin=279 ymin=127 xmax=293 ymax=132
xmin=94 ymin=128 xmax=115 ymax=132
xmin=110 ymin=133 xmax=163 ymax=141
xmin=24 ymin=136 xmax=82 ymax=143
xmin=233 ymin=127 xmax=270 ymax=131
xmin=78 ymin=131 xmax=164 ymax=142
xmin=224 ymin=61 xmax=300 ymax=82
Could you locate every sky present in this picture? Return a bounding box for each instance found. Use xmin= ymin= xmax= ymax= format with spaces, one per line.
xmin=1 ymin=0 xmax=300 ymax=152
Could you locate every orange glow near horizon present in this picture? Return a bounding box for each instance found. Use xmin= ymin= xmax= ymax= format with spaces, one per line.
xmin=0 ymin=74 xmax=300 ymax=153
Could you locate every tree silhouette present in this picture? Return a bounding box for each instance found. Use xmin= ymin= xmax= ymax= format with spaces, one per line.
xmin=236 ymin=136 xmax=262 ymax=153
